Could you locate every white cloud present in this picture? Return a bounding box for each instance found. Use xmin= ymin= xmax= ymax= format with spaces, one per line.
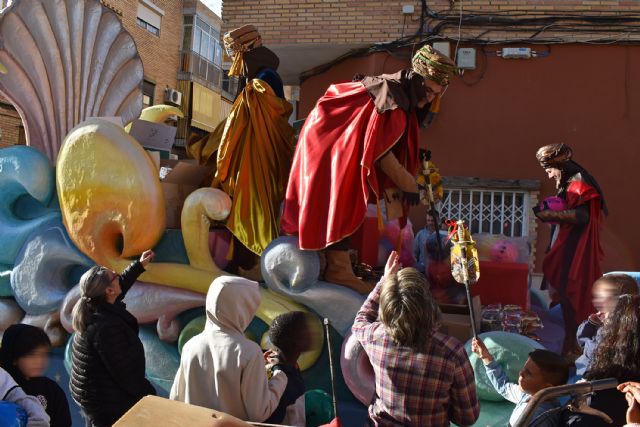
xmin=200 ymin=0 xmax=222 ymax=17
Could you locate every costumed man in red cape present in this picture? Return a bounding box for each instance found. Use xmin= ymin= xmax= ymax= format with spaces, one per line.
xmin=188 ymin=25 xmax=293 ymax=278
xmin=533 ymin=143 xmax=606 ymax=355
xmin=281 ymin=45 xmax=456 ymax=293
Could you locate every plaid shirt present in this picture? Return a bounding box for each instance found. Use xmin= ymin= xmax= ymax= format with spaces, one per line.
xmin=352 ymin=281 xmax=480 ymax=427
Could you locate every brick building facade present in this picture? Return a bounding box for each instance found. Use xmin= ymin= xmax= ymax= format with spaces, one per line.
xmin=102 ymin=0 xmax=182 ymax=106
xmin=0 ymin=100 xmax=24 ymax=148
xmin=222 ymin=0 xmax=640 ymax=46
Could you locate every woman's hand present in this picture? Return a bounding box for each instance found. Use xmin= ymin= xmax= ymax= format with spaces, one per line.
xmin=139 ymin=250 xmax=155 ymax=267
xmin=384 ymin=251 xmax=400 ymax=278
xmin=618 ymin=382 xmax=640 ymax=423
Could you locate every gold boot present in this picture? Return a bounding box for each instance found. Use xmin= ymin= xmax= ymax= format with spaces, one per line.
xmin=324 ymin=250 xmax=373 ymax=294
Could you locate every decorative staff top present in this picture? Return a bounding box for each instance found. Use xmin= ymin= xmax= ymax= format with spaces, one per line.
xmin=448 ymin=220 xmax=480 ymax=285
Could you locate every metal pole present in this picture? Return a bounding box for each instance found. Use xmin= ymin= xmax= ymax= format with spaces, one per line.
xmin=464 ymin=281 xmax=478 ymax=338
xmin=513 ymin=378 xmax=618 ymax=427
xmin=323 ymin=318 xmax=339 ymax=421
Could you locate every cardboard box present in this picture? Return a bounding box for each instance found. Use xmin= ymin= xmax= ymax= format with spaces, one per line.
xmin=439 ymin=295 xmax=482 ymax=343
xmin=147 ymin=148 xmax=172 ymax=160
xmin=130 ymin=119 xmax=177 ymax=151
xmin=159 ymin=159 xmax=211 ymax=229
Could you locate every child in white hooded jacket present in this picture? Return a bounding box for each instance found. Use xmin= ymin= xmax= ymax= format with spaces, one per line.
xmin=1 ymin=366 xmax=50 ymax=427
xmin=170 ymin=276 xmax=288 ymax=422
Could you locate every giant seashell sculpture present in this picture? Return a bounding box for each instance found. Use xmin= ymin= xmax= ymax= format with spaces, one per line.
xmin=0 ymin=0 xmax=143 ymax=161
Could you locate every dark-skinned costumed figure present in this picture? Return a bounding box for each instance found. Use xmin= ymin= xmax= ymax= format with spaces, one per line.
xmin=534 ymin=143 xmax=606 ymax=355
xmin=187 ymin=25 xmax=293 ymax=277
xmin=282 ymin=45 xmax=456 ymax=294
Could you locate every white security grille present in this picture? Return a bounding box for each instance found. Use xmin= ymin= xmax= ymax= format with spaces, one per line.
xmin=441 ymin=188 xmax=530 ymax=237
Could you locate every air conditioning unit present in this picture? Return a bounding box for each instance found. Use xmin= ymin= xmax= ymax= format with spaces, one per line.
xmin=164 ymin=88 xmax=182 ymax=106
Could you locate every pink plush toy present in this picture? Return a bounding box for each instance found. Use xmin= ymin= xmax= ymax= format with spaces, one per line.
xmin=490 ymin=239 xmax=519 ymax=263
xmin=539 ymin=196 xmax=567 ymax=212
xmin=537 ymin=196 xmax=568 ymax=225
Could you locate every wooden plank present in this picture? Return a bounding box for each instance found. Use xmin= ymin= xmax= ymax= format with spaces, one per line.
xmin=114 ymin=396 xmax=292 ymax=427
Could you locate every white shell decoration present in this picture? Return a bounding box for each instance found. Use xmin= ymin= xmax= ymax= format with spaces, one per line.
xmin=0 ymin=0 xmax=143 ymax=161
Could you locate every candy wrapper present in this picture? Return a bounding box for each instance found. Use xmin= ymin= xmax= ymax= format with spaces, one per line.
xmin=481 ymin=304 xmax=543 ymax=339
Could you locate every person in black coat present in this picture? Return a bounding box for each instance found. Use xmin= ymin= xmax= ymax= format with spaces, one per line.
xmin=0 ymin=324 xmax=71 ymax=427
xmin=70 ymin=250 xmax=156 ymax=427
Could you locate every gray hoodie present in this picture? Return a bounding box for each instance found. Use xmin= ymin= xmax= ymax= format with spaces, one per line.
xmin=170 ymin=276 xmax=287 ymax=422
xmin=0 ymin=366 xmax=50 ymax=427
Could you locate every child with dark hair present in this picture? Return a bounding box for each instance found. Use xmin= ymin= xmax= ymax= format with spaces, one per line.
xmin=0 ymin=324 xmax=71 ymax=427
xmin=575 ymin=274 xmax=639 ymax=376
xmin=472 ymin=338 xmax=569 ymax=426
xmin=263 ymin=311 xmax=313 ymax=426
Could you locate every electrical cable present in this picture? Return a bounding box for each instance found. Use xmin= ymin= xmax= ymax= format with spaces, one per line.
xmin=401 ymin=14 xmax=407 ymax=40
xmin=299 ymin=6 xmax=640 ymax=81
xmin=454 ymin=0 xmax=463 ymax=61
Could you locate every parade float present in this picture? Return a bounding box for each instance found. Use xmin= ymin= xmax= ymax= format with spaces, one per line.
xmin=0 ymin=1 xmax=552 ymax=425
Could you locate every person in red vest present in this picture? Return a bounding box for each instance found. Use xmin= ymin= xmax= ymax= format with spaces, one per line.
xmin=282 ymin=45 xmax=456 ymax=293
xmin=534 ymin=143 xmax=606 ymax=355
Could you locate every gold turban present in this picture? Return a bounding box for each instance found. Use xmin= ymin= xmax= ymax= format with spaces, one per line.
xmin=536 ymin=143 xmax=573 ymax=168
xmin=223 ymin=25 xmax=262 ymax=77
xmin=411 ymin=45 xmax=457 ymax=86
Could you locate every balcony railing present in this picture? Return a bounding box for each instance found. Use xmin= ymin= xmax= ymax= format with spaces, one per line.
xmin=180 ymin=50 xmax=222 ymax=88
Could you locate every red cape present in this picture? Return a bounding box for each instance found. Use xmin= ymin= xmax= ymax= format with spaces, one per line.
xmin=543 ymin=179 xmax=603 ymax=322
xmin=282 ymin=81 xmax=419 ymax=250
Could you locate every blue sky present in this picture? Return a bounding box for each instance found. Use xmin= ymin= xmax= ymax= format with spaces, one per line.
xmin=201 ymin=0 xmax=222 ymax=17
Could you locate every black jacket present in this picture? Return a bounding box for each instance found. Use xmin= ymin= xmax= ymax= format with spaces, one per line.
xmin=21 ymin=376 xmax=72 ymax=427
xmin=70 ymin=261 xmax=155 ymax=427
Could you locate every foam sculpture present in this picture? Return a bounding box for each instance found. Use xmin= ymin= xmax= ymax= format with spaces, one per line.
xmin=124 ymin=104 xmax=184 ymax=133
xmin=0 ymin=146 xmax=59 ymax=265
xmin=56 ymin=119 xmax=229 ymax=294
xmin=57 ymin=118 xmax=166 ymax=267
xmin=0 ymin=0 xmax=143 ymax=161
xmin=180 ymin=188 xmax=231 ymax=274
xmin=0 ymin=267 xmax=11 ymax=296
xmin=138 ymin=326 xmax=181 ymax=395
xmin=11 ymin=219 xmax=93 ymax=315
xmin=0 ymin=298 xmax=23 ymax=337
xmin=464 ymin=331 xmax=545 ymax=401
xmin=60 ymin=281 xmax=206 ymax=342
xmin=21 ymin=311 xmax=67 ymax=347
xmin=261 ymin=236 xmax=365 ymax=335
xmin=340 ymin=330 xmax=375 ymax=405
